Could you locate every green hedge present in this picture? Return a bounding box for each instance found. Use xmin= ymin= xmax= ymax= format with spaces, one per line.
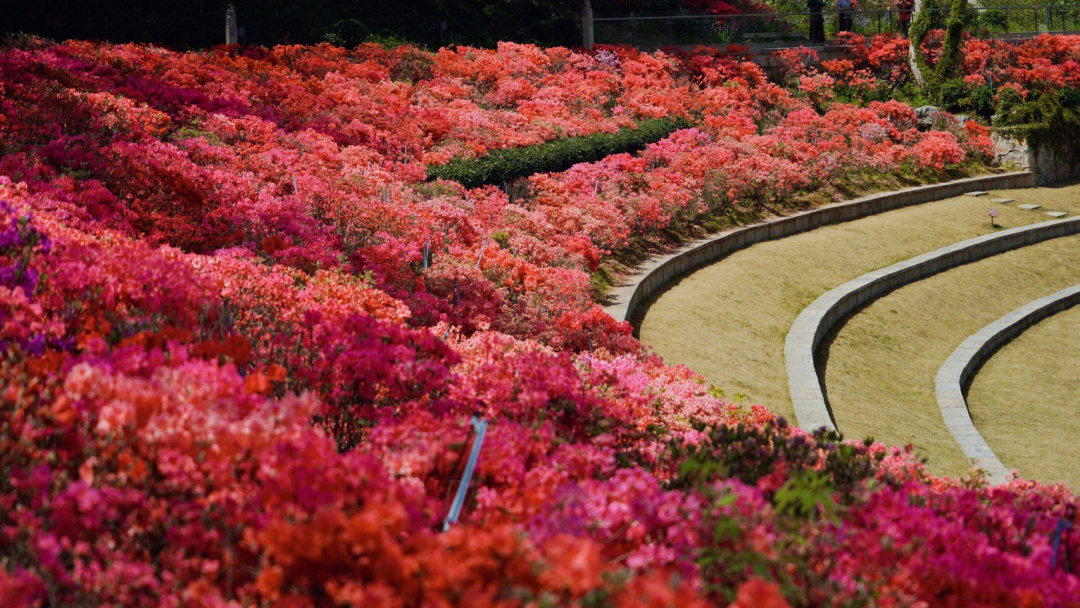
xmin=427 ymin=116 xmax=691 ymax=188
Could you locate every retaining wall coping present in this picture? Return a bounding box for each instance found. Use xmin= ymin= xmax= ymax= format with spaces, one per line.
xmin=786 ymin=216 xmax=1080 ymax=483
xmin=605 ymin=172 xmax=1034 ymax=325
xmin=933 ymin=283 xmax=1080 ymax=485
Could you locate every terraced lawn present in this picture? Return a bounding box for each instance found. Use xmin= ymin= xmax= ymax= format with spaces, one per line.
xmin=638 ymin=181 xmax=1080 ymax=477
xmin=965 ymin=305 xmax=1080 ymax=489
xmin=823 ymin=234 xmax=1080 ymax=477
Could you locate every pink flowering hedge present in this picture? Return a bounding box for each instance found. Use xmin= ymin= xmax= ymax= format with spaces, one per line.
xmin=1 ymin=35 xmax=1079 ymax=607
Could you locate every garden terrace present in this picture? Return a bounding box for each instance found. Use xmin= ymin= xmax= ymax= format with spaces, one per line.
xmin=4 ymin=34 xmax=1080 ymax=607
xmin=935 ymin=283 xmax=1080 ymax=486
xmin=967 ymin=301 xmax=1080 ymax=488
xmin=822 ymin=220 xmax=1080 ymax=478
xmin=639 ymin=181 xmax=1080 ymax=478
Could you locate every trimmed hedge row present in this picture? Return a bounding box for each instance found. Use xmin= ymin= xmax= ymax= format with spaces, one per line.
xmin=427 ymin=116 xmax=691 ymax=188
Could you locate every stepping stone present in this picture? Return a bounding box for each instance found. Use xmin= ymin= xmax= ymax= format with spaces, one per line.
xmin=967 ymin=191 xmax=989 ymax=196
xmin=1018 ymin=204 xmax=1041 ymax=210
xmin=991 ymin=198 xmax=1015 ymax=204
xmin=1046 ymin=211 xmax=1068 ymax=218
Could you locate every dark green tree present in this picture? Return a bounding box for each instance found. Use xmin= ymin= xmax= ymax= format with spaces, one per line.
xmin=907 ymin=0 xmax=968 ymax=97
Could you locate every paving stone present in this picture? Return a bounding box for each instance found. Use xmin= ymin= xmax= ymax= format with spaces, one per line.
xmin=1046 ymin=211 xmax=1068 ymax=218
xmin=1018 ymin=204 xmax=1042 ymax=210
xmin=991 ymin=198 xmax=1015 ymax=204
xmin=967 ymin=191 xmax=989 ymax=196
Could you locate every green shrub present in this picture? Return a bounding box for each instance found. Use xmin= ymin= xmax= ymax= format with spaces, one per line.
xmin=969 ymin=85 xmax=994 ymax=118
xmin=491 ymin=230 xmax=511 ymax=250
xmin=323 ymin=19 xmax=369 ymax=47
xmin=1061 ymin=87 xmax=1080 ymax=108
xmin=993 ymin=91 xmax=1080 ymax=175
xmin=961 ymin=7 xmax=980 ymax=29
xmin=427 ymin=116 xmax=691 ymax=188
xmin=993 ymin=87 xmax=1026 ymax=127
xmin=979 ymin=9 xmax=1007 ymax=30
xmin=939 ymin=78 xmax=969 ymax=112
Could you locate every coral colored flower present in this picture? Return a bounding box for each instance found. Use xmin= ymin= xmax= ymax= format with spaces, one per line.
xmin=729 ymin=578 xmax=792 ymax=608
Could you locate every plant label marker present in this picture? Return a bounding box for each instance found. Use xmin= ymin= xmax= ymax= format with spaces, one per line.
xmin=477 ymin=241 xmax=488 ymax=268
xmin=443 ymin=416 xmax=488 ymax=531
xmin=1051 ymin=518 xmax=1073 ymax=571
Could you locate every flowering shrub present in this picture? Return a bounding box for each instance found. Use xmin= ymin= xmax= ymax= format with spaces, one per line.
xmin=1 ymin=35 xmax=1079 ymax=607
xmin=820 ymin=32 xmax=1080 ymax=99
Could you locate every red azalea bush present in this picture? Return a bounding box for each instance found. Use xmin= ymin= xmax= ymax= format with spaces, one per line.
xmin=824 ymin=32 xmax=1080 ymax=96
xmin=2 ymin=35 xmax=1080 ymax=607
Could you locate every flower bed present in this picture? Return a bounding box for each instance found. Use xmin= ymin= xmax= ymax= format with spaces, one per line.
xmin=1 ymin=36 xmax=1079 ymax=607
xmin=780 ymin=32 xmax=1080 ymax=103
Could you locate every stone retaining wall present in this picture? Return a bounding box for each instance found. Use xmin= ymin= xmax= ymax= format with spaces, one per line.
xmin=785 ymin=215 xmax=1080 ymax=437
xmin=992 ymin=131 xmax=1079 ymax=185
xmin=934 ymin=284 xmax=1080 ymax=485
xmin=605 ymin=172 xmax=1035 ymax=325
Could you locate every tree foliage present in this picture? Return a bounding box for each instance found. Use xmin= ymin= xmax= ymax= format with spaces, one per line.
xmin=907 ymin=0 xmax=968 ymax=98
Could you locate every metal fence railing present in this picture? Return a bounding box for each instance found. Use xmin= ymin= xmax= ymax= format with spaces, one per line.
xmin=592 ymin=4 xmax=1080 ymax=47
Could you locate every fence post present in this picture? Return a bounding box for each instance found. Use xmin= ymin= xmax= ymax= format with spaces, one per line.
xmin=582 ymin=0 xmax=594 ymax=49
xmin=225 ymin=4 xmax=238 ymax=45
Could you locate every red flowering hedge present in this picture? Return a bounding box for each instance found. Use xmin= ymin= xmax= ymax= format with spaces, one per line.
xmin=1 ymin=35 xmax=1079 ymax=607
xmin=775 ymin=32 xmax=1080 ymax=102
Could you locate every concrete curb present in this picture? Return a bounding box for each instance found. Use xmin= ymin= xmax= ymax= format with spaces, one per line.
xmin=785 ymin=215 xmax=1080 ymax=442
xmin=604 ymin=172 xmax=1034 ymax=325
xmin=934 ymin=284 xmax=1080 ymax=485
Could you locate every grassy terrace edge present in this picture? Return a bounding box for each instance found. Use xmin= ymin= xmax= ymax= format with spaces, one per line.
xmin=426 ymin=116 xmax=690 ymax=188
xmin=935 ymin=283 xmax=1080 ymax=485
xmin=606 ymin=171 xmax=1034 ymax=326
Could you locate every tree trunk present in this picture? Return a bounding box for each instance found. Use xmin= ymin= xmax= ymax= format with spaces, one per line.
xmin=908 ymin=0 xmax=927 ymax=87
xmin=935 ymin=0 xmax=968 ymax=83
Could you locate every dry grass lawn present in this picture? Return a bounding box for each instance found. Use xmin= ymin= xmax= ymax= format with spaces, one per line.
xmin=824 ymin=234 xmax=1080 ymax=477
xmin=966 ymin=305 xmax=1080 ymax=489
xmin=638 ymin=181 xmax=1080 ymax=477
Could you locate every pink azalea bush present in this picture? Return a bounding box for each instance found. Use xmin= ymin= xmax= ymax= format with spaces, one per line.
xmin=1 ymin=35 xmax=1079 ymax=607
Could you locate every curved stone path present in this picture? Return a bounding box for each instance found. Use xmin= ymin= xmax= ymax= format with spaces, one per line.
xmin=785 ymin=216 xmax=1080 ymax=465
xmin=934 ymin=284 xmax=1080 ymax=485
